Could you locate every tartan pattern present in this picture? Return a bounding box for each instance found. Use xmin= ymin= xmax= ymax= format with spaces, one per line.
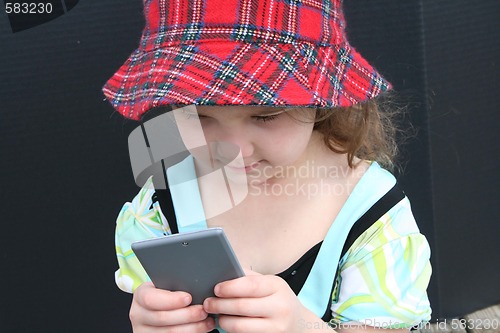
xmin=103 ymin=0 xmax=391 ymax=120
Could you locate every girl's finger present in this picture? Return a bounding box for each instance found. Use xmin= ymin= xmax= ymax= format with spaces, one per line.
xmin=134 ymin=282 xmax=192 ymax=311
xmin=136 ymin=304 xmax=209 ymax=327
xmin=214 ymin=275 xmax=283 ymax=298
xmin=218 ymin=315 xmax=271 ymax=333
xmin=136 ymin=316 xmax=216 ymax=333
xmin=204 ymin=296 xmax=275 ymax=317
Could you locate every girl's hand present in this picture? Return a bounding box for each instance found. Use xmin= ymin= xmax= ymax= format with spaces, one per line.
xmin=203 ymin=270 xmax=310 ymax=333
xmin=130 ymin=282 xmax=216 ymax=333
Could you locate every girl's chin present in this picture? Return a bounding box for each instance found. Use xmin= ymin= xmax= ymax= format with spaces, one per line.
xmin=247 ymin=174 xmax=281 ymax=187
xmin=225 ymin=173 xmax=268 ymax=187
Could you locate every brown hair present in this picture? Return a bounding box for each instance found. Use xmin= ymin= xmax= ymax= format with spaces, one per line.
xmin=313 ymin=95 xmax=404 ymax=171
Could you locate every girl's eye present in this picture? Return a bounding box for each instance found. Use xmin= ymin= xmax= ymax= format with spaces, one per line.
xmin=184 ymin=113 xmax=208 ymax=120
xmin=253 ymin=113 xmax=282 ymax=123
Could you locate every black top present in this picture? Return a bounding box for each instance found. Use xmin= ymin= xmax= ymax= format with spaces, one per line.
xmin=277 ymin=241 xmax=323 ymax=295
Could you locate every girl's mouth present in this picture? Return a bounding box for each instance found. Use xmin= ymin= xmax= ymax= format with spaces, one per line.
xmin=226 ymin=161 xmax=261 ymax=173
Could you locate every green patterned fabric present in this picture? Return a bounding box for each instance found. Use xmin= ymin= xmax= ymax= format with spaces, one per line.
xmin=329 ymin=197 xmax=432 ymax=328
xmin=114 ymin=177 xmax=170 ymax=292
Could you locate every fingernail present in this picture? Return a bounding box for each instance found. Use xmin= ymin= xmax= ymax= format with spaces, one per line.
xmin=183 ymin=296 xmax=191 ymax=305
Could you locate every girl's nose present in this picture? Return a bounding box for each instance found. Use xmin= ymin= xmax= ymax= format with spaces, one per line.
xmin=213 ymin=125 xmax=255 ymax=160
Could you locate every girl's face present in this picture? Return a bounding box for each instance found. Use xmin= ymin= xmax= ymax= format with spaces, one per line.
xmin=173 ymin=105 xmax=316 ymax=186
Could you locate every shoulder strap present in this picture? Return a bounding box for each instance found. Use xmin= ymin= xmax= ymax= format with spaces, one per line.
xmin=339 ymin=183 xmax=405 ymax=260
xmin=152 ymin=188 xmax=179 ymax=235
xmin=321 ymin=183 xmax=405 ymax=321
xmin=155 ymin=183 xmax=404 ymax=239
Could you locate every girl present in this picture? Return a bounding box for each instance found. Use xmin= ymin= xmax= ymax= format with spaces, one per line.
xmin=103 ymin=0 xmax=432 ymax=332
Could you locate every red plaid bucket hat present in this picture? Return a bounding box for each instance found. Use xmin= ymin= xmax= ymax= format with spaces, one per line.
xmin=103 ymin=0 xmax=391 ymax=120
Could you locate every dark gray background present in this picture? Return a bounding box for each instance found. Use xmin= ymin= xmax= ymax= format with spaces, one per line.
xmin=1 ymin=0 xmax=498 ymax=332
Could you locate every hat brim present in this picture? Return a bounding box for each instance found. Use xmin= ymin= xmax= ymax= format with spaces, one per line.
xmin=103 ymin=41 xmax=391 ymax=120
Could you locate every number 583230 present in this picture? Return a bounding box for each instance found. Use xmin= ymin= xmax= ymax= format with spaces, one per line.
xmin=451 ymin=318 xmax=499 ymax=330
xmin=5 ymin=2 xmax=54 ymax=14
